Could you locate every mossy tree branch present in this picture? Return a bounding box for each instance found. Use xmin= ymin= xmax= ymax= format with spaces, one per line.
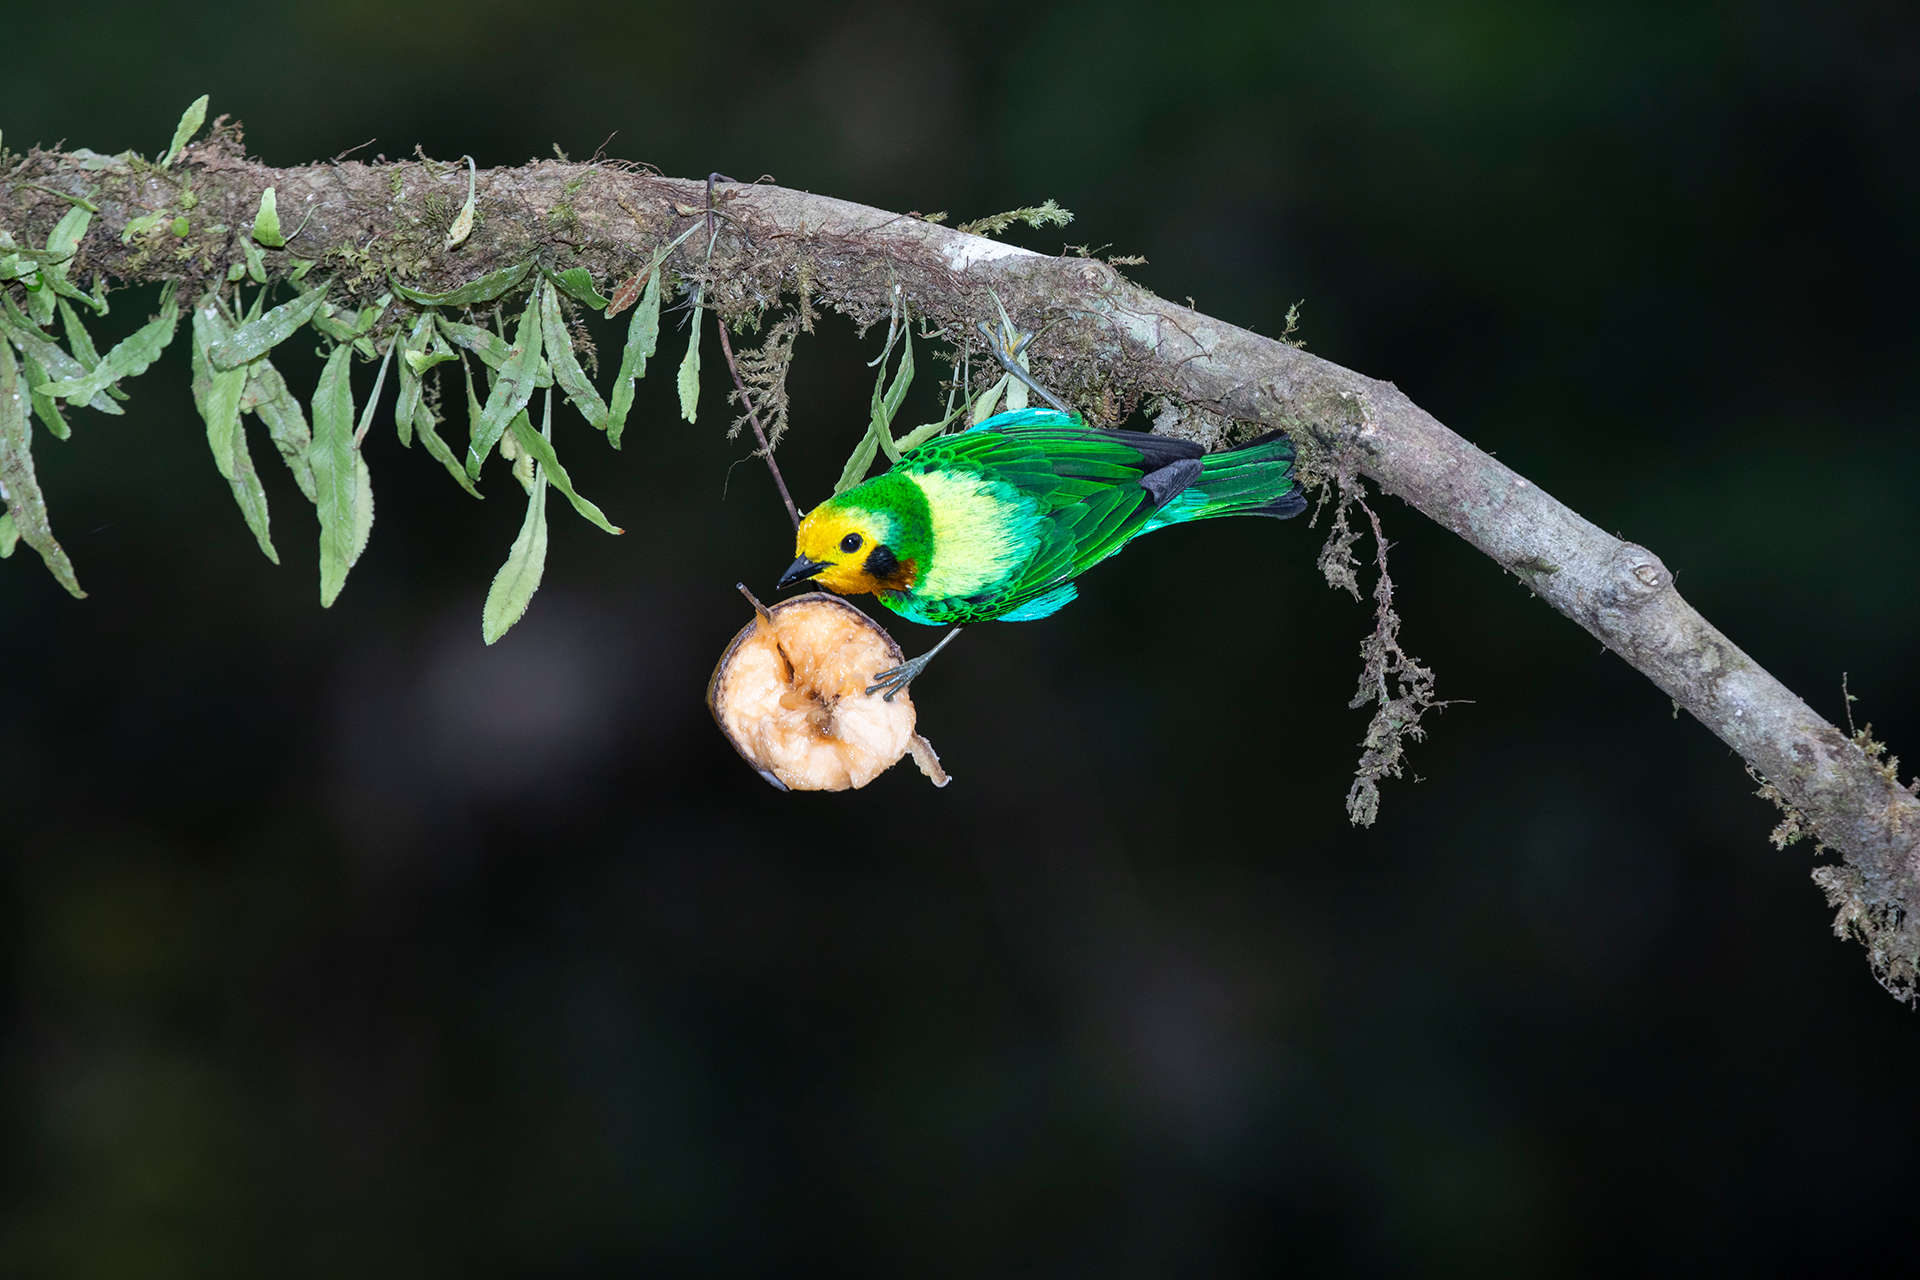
xmin=5 ymin=125 xmax=1915 ymax=1001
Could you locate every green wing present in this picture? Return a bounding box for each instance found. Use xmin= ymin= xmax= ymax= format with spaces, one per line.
xmin=899 ymin=410 xmax=1204 ymax=616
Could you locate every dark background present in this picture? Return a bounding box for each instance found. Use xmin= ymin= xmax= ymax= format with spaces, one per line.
xmin=3 ymin=1 xmax=1918 ymax=1274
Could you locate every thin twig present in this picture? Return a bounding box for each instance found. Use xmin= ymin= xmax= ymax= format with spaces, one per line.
xmin=716 ymin=318 xmax=801 ymax=529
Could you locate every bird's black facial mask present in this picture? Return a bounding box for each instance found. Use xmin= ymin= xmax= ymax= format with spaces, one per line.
xmin=863 ymin=544 xmax=900 ymax=580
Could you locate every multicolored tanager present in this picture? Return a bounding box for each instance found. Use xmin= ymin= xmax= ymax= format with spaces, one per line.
xmin=777 ymin=406 xmax=1305 ymax=697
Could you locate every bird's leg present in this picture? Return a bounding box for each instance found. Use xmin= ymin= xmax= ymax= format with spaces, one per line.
xmin=866 ymin=627 xmax=962 ymax=702
xmin=975 ymin=319 xmax=1073 ymax=415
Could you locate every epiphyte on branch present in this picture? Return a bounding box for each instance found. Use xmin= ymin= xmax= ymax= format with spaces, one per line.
xmin=777 ymin=407 xmax=1307 ymax=698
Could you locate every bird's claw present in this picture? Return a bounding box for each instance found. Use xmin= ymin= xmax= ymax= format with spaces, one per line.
xmin=865 ymin=661 xmax=918 ymax=703
xmin=973 ymin=318 xmax=1072 ymax=415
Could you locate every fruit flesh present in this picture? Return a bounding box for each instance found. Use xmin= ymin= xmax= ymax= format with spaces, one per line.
xmin=708 ymin=593 xmax=947 ymax=792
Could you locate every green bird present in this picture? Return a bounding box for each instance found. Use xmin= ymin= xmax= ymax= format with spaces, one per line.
xmin=776 ymin=407 xmax=1306 ymax=698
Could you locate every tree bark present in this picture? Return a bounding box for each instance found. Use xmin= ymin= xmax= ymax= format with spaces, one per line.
xmin=5 ymin=130 xmax=1915 ymax=1000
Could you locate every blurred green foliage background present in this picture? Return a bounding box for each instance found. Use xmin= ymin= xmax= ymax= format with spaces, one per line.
xmin=3 ymin=0 xmax=1918 ymax=1274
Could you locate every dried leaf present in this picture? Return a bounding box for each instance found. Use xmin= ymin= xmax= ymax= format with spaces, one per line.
xmin=444 ymin=155 xmax=477 ymax=249
xmin=605 ymin=267 xmax=647 ymax=319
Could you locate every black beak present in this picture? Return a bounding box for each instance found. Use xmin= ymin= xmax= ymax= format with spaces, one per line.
xmin=777 ymin=555 xmax=830 ymax=590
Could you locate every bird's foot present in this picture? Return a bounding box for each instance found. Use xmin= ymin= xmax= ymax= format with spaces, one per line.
xmin=865 ymin=657 xmax=927 ymax=703
xmin=975 ymin=318 xmax=1073 ymax=415
xmin=865 ymin=627 xmax=961 ymax=703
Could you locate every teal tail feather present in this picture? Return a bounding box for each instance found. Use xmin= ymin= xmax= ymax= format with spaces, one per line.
xmin=1144 ymin=429 xmax=1305 ymax=530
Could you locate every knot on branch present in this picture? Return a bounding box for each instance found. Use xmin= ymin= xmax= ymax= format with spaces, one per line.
xmin=1603 ymin=543 xmax=1671 ymax=608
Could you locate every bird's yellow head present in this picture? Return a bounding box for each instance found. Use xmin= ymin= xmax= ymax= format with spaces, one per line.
xmin=778 ymin=500 xmax=917 ymax=597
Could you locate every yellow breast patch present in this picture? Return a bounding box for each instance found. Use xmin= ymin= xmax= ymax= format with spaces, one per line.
xmin=909 ymin=470 xmax=1034 ymax=598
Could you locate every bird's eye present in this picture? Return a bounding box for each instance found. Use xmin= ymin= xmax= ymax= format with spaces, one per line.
xmin=840 ymin=533 xmax=864 ymax=554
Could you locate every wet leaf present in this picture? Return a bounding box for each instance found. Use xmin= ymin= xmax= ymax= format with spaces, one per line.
xmin=500 ymin=411 xmax=535 ymax=494
xmin=835 ymin=319 xmax=918 ymax=490
xmin=411 ymin=396 xmax=482 ymax=498
xmin=208 ymin=282 xmax=330 ymax=370
xmin=0 ymin=341 xmax=83 ymax=596
xmin=391 ymin=261 xmax=530 ymax=307
xmin=833 ymin=431 xmax=880 ymax=497
xmin=29 ymin=207 xmax=91 ymax=327
xmin=678 ymin=297 xmax=702 ymax=423
xmin=21 ymin=352 xmax=70 ymax=440
xmin=550 ymin=267 xmax=610 ymax=310
xmin=893 ymin=400 xmax=967 ymax=454
xmin=120 ymin=211 xmax=169 ymax=244
xmin=970 ymin=372 xmax=1010 ymax=425
xmin=70 ymin=148 xmax=135 ymax=171
xmin=191 ymin=297 xmax=277 ymax=562
xmin=161 ymin=94 xmax=209 ymax=168
xmin=0 ymin=511 xmax=15 ymax=557
xmin=465 ymin=301 xmax=543 ymax=477
xmin=311 ymin=344 xmax=357 ymax=606
xmin=243 ymin=238 xmax=267 ymax=284
xmin=606 ymin=267 xmax=661 ymax=449
xmin=508 ymin=405 xmax=622 ymax=534
xmin=444 ymin=155 xmax=477 ymax=249
xmin=482 ymin=402 xmax=550 ymax=645
xmin=433 ymin=316 xmax=550 ymax=386
xmin=310 ymin=294 xmax=389 ymax=361
xmin=56 ymin=300 xmax=102 ymax=368
xmin=393 ymin=313 xmax=434 ymax=445
xmin=44 ymin=289 xmax=179 ymax=405
xmin=243 ymin=356 xmax=317 ymax=503
xmin=0 ymin=295 xmax=119 ymax=415
xmin=436 ymin=315 xmax=512 ymax=366
xmin=539 ymin=278 xmax=608 ymax=429
xmin=871 ymin=323 xmax=914 ymax=463
xmin=0 ymin=236 xmax=70 ymax=268
xmin=251 ymin=187 xmax=285 ymax=247
xmin=349 ymin=450 xmax=373 ymax=569
xmin=353 ymin=338 xmax=396 ymax=446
